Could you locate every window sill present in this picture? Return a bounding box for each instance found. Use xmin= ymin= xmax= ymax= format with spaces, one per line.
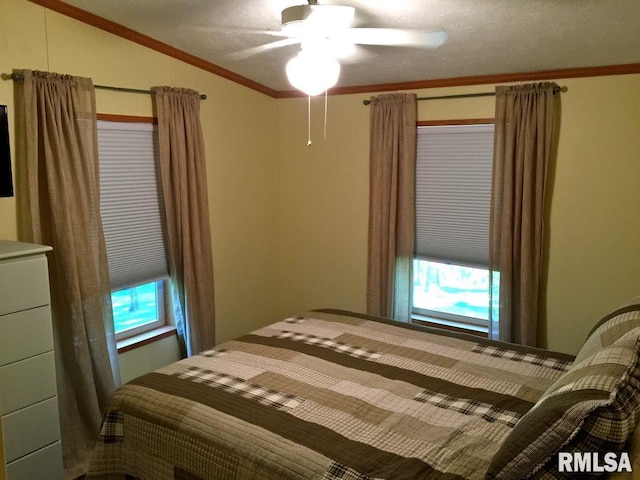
xmin=412 ymin=314 xmax=488 ymax=337
xmin=117 ymin=325 xmax=177 ymax=354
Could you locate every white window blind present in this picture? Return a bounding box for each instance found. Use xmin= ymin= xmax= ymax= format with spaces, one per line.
xmin=98 ymin=120 xmax=168 ymax=290
xmin=415 ymin=124 xmax=494 ymax=267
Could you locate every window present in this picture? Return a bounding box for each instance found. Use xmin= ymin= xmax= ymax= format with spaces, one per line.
xmin=110 ymin=281 xmax=165 ymax=336
xmin=97 ymin=120 xmax=169 ymax=339
xmin=413 ymin=124 xmax=498 ymax=330
xmin=413 ymin=259 xmax=492 ymax=327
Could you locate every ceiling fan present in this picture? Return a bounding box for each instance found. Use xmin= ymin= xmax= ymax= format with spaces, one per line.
xmin=227 ymin=0 xmax=448 ymax=95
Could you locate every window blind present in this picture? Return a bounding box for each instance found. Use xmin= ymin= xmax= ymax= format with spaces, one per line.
xmin=415 ymin=124 xmax=494 ymax=267
xmin=98 ymin=120 xmax=168 ymax=290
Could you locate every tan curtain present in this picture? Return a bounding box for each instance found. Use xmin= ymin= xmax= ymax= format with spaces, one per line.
xmin=489 ymin=82 xmax=559 ymax=345
xmin=153 ymin=86 xmax=216 ymax=357
xmin=367 ymin=93 xmax=417 ymax=322
xmin=15 ymin=69 xmax=120 ymax=479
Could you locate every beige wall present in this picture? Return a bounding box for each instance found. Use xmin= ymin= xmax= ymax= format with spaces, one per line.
xmin=0 ymin=0 xmax=281 ymax=377
xmin=118 ymin=335 xmax=182 ymax=384
xmin=274 ymin=95 xmax=371 ymax=317
xmin=275 ymin=77 xmax=640 ymax=355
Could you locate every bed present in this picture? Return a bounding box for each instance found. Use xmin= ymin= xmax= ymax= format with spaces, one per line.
xmin=87 ymin=301 xmax=640 ymax=479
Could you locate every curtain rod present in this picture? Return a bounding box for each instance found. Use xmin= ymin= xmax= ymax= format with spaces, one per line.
xmin=2 ymin=72 xmax=207 ymax=100
xmin=362 ymin=85 xmax=564 ymax=105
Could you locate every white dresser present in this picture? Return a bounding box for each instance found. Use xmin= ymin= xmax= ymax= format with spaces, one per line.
xmin=0 ymin=241 xmax=63 ymax=480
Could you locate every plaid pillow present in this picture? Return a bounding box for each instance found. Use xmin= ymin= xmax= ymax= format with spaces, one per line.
xmin=486 ymin=301 xmax=640 ymax=480
xmin=575 ymin=296 xmax=640 ymax=364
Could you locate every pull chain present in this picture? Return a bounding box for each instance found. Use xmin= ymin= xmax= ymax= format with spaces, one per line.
xmin=324 ymin=89 xmax=328 ymax=140
xmin=307 ymin=95 xmax=312 ymax=146
xmin=306 ymin=92 xmax=329 ymax=146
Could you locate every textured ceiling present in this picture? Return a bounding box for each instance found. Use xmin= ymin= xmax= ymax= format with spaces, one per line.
xmin=61 ymin=0 xmax=640 ymax=93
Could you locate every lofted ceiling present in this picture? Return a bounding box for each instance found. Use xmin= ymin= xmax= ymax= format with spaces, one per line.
xmin=59 ymin=0 xmax=640 ymax=94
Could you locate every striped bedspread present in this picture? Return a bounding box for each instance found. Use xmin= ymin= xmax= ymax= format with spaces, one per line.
xmin=87 ymin=310 xmax=574 ymax=480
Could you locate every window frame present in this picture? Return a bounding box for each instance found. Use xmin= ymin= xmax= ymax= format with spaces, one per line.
xmin=97 ymin=113 xmax=171 ymax=341
xmin=411 ymin=119 xmax=495 ymax=330
xmin=413 ymin=307 xmax=488 ymax=329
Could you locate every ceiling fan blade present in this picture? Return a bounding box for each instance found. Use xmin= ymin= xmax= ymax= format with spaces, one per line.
xmin=193 ymin=26 xmax=287 ymax=38
xmin=226 ymin=37 xmax=300 ymax=60
xmin=336 ymin=44 xmax=375 ymax=64
xmin=341 ymin=28 xmax=448 ymax=48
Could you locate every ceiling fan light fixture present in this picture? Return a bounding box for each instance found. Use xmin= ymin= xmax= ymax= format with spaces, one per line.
xmin=286 ymin=49 xmax=341 ymax=96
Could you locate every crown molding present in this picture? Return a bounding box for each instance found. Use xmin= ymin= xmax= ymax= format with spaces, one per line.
xmin=28 ymin=1 xmax=640 ymax=101
xmin=276 ymin=63 xmax=640 ymax=98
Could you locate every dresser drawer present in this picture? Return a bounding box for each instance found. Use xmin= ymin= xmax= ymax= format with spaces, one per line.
xmin=5 ymin=441 xmax=63 ymax=480
xmin=0 ymin=307 xmax=53 ymax=366
xmin=1 ymin=397 xmax=61 ymax=463
xmin=0 ymin=256 xmax=51 ymax=316
xmin=0 ymin=352 xmax=57 ymax=415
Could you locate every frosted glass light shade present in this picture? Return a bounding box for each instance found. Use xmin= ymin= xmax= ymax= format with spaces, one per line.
xmin=286 ymin=50 xmax=340 ymax=96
